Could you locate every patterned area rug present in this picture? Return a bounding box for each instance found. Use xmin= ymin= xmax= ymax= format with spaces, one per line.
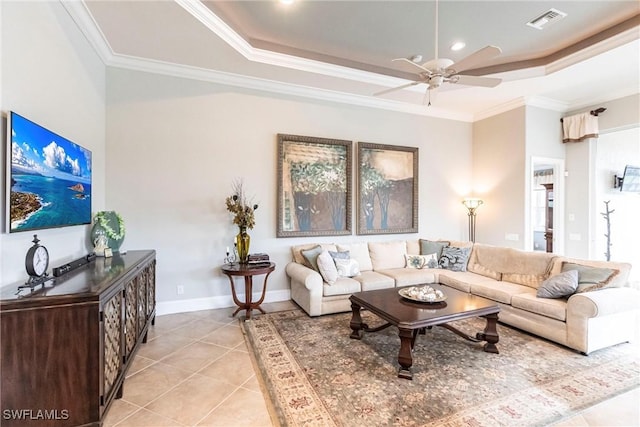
xmin=242 ymin=309 xmax=639 ymax=427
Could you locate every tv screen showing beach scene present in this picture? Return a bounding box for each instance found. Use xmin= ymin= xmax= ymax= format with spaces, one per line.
xmin=7 ymin=111 xmax=92 ymax=233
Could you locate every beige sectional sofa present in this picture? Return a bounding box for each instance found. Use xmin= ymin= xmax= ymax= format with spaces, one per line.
xmin=285 ymin=239 xmax=640 ymax=354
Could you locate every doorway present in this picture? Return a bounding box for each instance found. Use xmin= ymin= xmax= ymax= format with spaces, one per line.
xmin=528 ymin=157 xmax=565 ymax=254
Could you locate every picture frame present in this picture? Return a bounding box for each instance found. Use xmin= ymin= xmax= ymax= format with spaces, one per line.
xmin=277 ymin=134 xmax=352 ymax=238
xmin=357 ymin=142 xmax=418 ymax=235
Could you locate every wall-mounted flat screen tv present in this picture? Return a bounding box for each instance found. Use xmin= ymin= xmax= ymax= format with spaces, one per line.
xmin=7 ymin=111 xmax=92 ymax=233
xmin=620 ymin=165 xmax=640 ymax=192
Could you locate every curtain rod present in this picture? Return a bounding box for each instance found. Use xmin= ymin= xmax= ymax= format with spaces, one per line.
xmin=560 ymin=107 xmax=606 ymax=123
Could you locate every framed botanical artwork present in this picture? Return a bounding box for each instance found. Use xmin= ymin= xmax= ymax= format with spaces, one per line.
xmin=357 ymin=142 xmax=418 ymax=235
xmin=277 ymin=134 xmax=352 ymax=237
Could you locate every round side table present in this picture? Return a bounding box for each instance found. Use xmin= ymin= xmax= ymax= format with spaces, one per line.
xmin=221 ymin=262 xmax=275 ymax=320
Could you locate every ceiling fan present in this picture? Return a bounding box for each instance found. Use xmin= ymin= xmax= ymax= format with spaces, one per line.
xmin=375 ymin=0 xmax=502 ymax=104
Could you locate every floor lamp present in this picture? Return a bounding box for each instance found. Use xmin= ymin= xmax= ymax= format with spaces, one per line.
xmin=462 ymin=198 xmax=483 ymax=242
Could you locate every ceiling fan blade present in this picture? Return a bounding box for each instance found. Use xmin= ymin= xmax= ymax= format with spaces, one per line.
xmin=448 ymin=45 xmax=502 ymax=74
xmin=452 ymin=74 xmax=502 ymax=88
xmin=374 ymin=81 xmax=421 ymax=96
xmin=392 ymin=58 xmax=433 ymax=75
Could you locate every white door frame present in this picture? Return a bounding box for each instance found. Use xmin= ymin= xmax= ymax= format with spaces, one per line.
xmin=526 ymin=156 xmax=565 ymax=255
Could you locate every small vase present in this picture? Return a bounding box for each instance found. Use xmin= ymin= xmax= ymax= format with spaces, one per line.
xmin=236 ymin=226 xmax=251 ymax=264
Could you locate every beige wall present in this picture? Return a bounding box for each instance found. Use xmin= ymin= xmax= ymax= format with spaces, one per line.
xmin=0 ymin=1 xmax=106 ymax=285
xmin=106 ymin=68 xmax=473 ymax=312
xmin=471 ymin=107 xmax=526 ymax=247
xmin=564 ymin=93 xmax=640 ymax=259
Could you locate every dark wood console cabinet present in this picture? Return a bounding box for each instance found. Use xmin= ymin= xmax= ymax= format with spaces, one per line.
xmin=0 ymin=250 xmax=156 ymax=427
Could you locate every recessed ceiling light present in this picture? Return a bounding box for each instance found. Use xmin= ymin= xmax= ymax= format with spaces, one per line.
xmin=279 ymin=0 xmax=294 ymax=4
xmin=450 ymin=41 xmax=466 ymax=51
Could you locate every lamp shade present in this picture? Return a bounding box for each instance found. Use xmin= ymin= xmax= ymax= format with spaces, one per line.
xmin=462 ymin=198 xmax=483 ymax=211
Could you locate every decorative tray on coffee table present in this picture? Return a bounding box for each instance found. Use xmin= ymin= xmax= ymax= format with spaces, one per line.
xmin=398 ymin=285 xmax=447 ymax=303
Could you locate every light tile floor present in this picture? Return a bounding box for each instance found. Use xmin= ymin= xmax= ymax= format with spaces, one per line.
xmin=105 ymin=301 xmax=639 ymax=427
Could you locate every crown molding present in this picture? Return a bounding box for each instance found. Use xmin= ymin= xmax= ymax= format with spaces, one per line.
xmin=545 ymin=23 xmax=639 ymax=75
xmin=61 ymin=0 xmax=114 ymax=64
xmin=473 ymin=95 xmax=568 ymax=121
xmin=174 ymin=0 xmax=408 ymax=90
xmin=525 ymin=96 xmax=569 ymax=112
xmin=108 ymin=53 xmax=474 ymax=122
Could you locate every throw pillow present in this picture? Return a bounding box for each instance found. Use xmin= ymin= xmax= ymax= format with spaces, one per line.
xmin=316 ymin=250 xmax=338 ymax=285
xmin=329 ymin=250 xmax=350 ymax=262
xmin=561 ymin=262 xmax=618 ymax=293
xmin=537 ymin=270 xmax=579 ymax=298
xmin=405 ymin=253 xmax=438 ymax=269
xmin=420 ymin=239 xmax=449 ymax=259
xmin=439 ymin=246 xmax=471 ymax=272
xmin=301 ymin=245 xmax=323 ymax=272
xmin=334 ymin=258 xmax=360 ymax=277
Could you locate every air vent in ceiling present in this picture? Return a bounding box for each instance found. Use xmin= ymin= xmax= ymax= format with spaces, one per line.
xmin=526 ymin=8 xmax=567 ymax=30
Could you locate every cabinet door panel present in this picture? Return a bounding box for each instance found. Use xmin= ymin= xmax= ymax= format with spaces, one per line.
xmin=102 ymin=292 xmax=122 ymax=403
xmin=124 ymin=278 xmax=138 ymax=357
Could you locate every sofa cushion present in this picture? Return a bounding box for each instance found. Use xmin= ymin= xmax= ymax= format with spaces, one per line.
xmin=419 ymin=239 xmax=449 ymax=259
xmin=352 ymin=271 xmax=395 ymax=291
xmin=561 ymin=262 xmax=619 ymax=293
xmin=511 ymin=291 xmax=567 ymax=321
xmin=292 ymin=243 xmax=337 ymax=266
xmin=376 ymin=268 xmax=437 ymax=287
xmin=368 ymin=241 xmax=407 ymax=270
xmin=467 ymin=244 xmax=504 ymax=280
xmin=337 ymin=243 xmax=373 ymax=271
xmin=439 ymin=246 xmax=471 ymax=272
xmin=316 ymin=250 xmax=339 ymax=285
xmin=537 ymin=270 xmax=578 ymax=298
xmin=438 ymin=271 xmax=499 ymax=293
xmin=550 ymin=257 xmax=631 ymax=288
xmin=499 ymin=249 xmax=555 ymax=289
xmin=323 ymin=277 xmax=360 ymax=296
xmin=406 ymin=240 xmax=420 ymax=255
xmin=470 ymin=281 xmax=533 ymax=305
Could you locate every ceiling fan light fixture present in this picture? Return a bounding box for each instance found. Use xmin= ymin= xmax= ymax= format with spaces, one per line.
xmin=450 ymin=41 xmax=466 ymax=51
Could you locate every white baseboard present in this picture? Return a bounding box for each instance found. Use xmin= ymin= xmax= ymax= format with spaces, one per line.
xmin=156 ymin=289 xmax=291 ymax=316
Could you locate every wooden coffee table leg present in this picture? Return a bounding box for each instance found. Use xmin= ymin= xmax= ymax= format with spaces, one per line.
xmin=477 ymin=313 xmax=500 ymax=354
xmin=397 ymin=328 xmax=414 ymax=380
xmin=349 ymin=302 xmax=364 ymax=339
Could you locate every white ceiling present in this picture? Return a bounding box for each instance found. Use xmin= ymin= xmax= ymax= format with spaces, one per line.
xmin=67 ymin=0 xmax=640 ymax=122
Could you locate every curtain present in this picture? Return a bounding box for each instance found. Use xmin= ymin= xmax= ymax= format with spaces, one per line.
xmin=534 ymin=168 xmax=553 ymax=186
xmin=562 ymin=112 xmax=599 ymax=143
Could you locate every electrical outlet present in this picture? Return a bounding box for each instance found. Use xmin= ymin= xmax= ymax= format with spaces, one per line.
xmin=505 ymin=233 xmax=519 ymax=241
xmin=176 ymin=285 xmax=184 ymax=295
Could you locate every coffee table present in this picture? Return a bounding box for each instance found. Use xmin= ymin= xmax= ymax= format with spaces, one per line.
xmin=349 ymin=284 xmax=500 ymax=380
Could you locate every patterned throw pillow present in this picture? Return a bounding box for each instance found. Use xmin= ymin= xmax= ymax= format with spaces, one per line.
xmin=334 ymin=258 xmax=360 ymax=277
xmin=329 ymin=250 xmax=350 ymax=262
xmin=537 ymin=270 xmax=579 ymax=298
xmin=405 ymin=254 xmax=438 ymax=269
xmin=316 ymin=250 xmax=338 ymax=285
xmin=439 ymin=246 xmax=472 ymax=272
